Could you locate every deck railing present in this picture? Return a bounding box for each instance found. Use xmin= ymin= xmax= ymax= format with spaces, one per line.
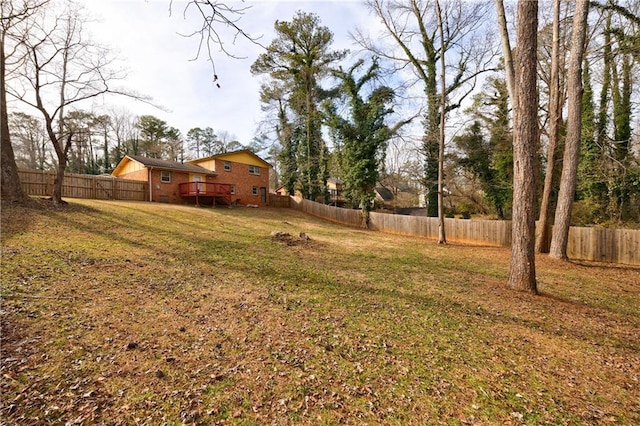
xmin=179 ymin=182 xmax=233 ymax=205
xmin=179 ymin=182 xmax=231 ymax=197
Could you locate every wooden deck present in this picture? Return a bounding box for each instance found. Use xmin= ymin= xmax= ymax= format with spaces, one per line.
xmin=179 ymin=182 xmax=233 ymax=205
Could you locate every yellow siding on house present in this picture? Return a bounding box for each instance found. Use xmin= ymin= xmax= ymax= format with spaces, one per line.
xmin=115 ymin=158 xmax=145 ymax=175
xmin=189 ymin=151 xmax=271 ymax=171
xmin=193 ymin=159 xmax=217 ymax=171
xmin=216 ymin=152 xmax=267 ymax=167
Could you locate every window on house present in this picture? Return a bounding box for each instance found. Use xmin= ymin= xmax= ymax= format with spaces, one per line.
xmin=160 ymin=171 xmax=171 ymax=183
xmin=224 ymin=161 xmax=231 ymax=171
xmin=248 ymin=165 xmax=261 ymax=175
xmin=230 ymin=185 xmax=236 ymax=195
xmin=252 ymin=186 xmax=258 ymax=195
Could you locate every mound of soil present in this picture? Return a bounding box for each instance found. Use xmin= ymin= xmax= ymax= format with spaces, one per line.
xmin=270 ymin=231 xmax=311 ymax=246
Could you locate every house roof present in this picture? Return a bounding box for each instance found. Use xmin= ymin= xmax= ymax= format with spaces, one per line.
xmin=375 ymin=186 xmax=394 ymax=201
xmin=190 ymin=149 xmax=272 ymax=168
xmin=113 ymin=155 xmax=217 ymax=176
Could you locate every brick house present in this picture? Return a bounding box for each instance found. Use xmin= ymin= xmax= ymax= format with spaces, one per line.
xmin=188 ymin=150 xmax=271 ymax=206
xmin=111 ymin=150 xmax=272 ymax=206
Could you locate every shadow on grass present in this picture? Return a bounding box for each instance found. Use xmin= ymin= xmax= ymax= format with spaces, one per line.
xmin=568 ymin=259 xmax=640 ymax=272
xmin=290 ymin=260 xmax=640 ymax=354
xmin=42 ymin=204 xmax=253 ymax=267
xmin=0 ymin=197 xmax=98 ymax=240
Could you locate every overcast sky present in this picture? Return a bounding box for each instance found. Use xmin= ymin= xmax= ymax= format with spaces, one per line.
xmin=79 ymin=0 xmax=378 ymax=145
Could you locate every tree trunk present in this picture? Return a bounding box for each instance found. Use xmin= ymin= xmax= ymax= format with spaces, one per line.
xmin=51 ymin=133 xmax=72 ymax=205
xmin=550 ymin=0 xmax=590 ymax=259
xmin=436 ymin=0 xmax=447 ymax=244
xmin=306 ymin=88 xmax=312 ymax=199
xmin=0 ymin=29 xmax=27 ymax=203
xmin=361 ymin=201 xmax=370 ymax=229
xmin=494 ymin=0 xmax=516 ymax=104
xmin=52 ymin=158 xmax=65 ymax=204
xmin=536 ymin=0 xmax=562 ymax=253
xmin=507 ymin=0 xmax=538 ymax=293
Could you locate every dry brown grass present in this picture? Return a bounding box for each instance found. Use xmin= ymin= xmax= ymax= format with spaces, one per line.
xmin=1 ymin=199 xmax=639 ymax=425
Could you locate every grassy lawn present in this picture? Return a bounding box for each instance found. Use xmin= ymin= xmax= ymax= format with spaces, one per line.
xmin=1 ymin=199 xmax=639 ymax=425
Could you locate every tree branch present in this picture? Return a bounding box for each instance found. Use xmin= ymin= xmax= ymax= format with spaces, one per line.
xmin=171 ymin=0 xmax=265 ymax=85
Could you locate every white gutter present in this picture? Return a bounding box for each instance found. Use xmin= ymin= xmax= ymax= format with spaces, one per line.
xmin=148 ymin=166 xmax=153 ymax=202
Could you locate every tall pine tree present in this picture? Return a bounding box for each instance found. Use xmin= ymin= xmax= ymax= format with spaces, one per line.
xmin=251 ymin=12 xmax=347 ymax=200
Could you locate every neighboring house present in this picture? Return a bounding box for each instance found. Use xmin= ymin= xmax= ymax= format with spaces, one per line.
xmin=326 ymin=177 xmax=345 ymax=206
xmin=112 ymin=150 xmax=272 ymax=206
xmin=274 ymin=186 xmax=289 ymax=196
xmin=374 ymin=186 xmax=394 ymax=207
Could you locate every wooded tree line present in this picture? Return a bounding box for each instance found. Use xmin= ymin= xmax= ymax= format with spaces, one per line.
xmin=4 ymin=1 xmax=637 ymax=223
xmin=251 ymin=1 xmax=638 ymax=227
xmin=8 ymin=109 xmax=251 ymax=174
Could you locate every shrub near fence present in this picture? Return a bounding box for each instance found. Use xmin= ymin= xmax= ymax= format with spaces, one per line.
xmin=18 ymin=169 xmax=147 ymax=201
xmin=291 ymin=197 xmax=640 ymax=266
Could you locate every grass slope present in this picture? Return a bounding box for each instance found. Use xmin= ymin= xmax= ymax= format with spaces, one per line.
xmin=1 ymin=199 xmax=639 ymax=425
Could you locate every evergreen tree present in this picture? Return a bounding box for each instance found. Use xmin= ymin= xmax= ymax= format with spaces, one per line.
xmin=577 ymin=59 xmax=605 ymax=219
xmin=138 ymin=115 xmax=169 ymax=158
xmin=462 ymin=77 xmax=513 ymax=219
xmin=251 ymin=12 xmax=347 ymax=200
xmin=323 ymin=59 xmax=395 ymax=226
xmin=454 ymin=121 xmax=510 ymax=219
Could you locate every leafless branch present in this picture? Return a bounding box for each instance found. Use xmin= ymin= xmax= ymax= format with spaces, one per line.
xmin=169 ymin=0 xmax=265 ymax=85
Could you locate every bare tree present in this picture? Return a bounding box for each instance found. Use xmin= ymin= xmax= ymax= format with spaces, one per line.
xmin=7 ymin=2 xmax=138 ymax=204
xmin=550 ymin=0 xmax=591 ymax=259
xmin=1 ymin=0 xmax=49 ymax=203
xmin=217 ymin=130 xmax=240 ymax=153
xmin=107 ymin=107 xmax=138 ymax=162
xmin=381 ymin=134 xmax=421 ymax=202
xmin=355 ymin=0 xmax=497 ymax=222
xmin=9 ymin=111 xmax=48 ymax=170
xmin=507 ymin=0 xmax=539 ymax=293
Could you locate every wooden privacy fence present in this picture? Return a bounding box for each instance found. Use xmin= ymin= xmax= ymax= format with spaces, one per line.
xmin=268 ymin=194 xmax=291 ymax=208
xmin=566 ymin=226 xmax=640 ymax=265
xmin=291 ymin=197 xmax=640 ymax=266
xmin=18 ymin=169 xmax=147 ymax=201
xmin=291 ymin=196 xmax=362 ymax=224
xmin=370 ymin=212 xmax=514 ymax=247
